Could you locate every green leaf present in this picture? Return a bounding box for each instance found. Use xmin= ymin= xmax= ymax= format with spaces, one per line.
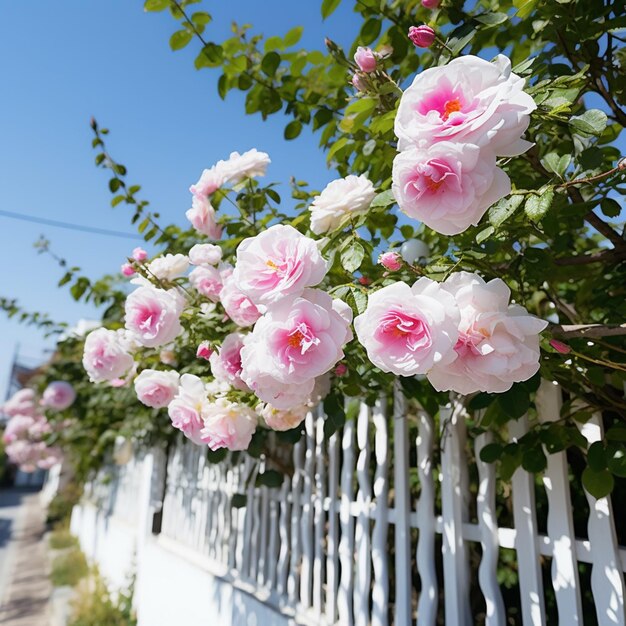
xmin=475 ymin=12 xmax=508 ymax=25
xmin=476 ymin=226 xmax=495 ymax=244
xmin=607 ymin=443 xmax=626 ymax=477
xmin=570 ymin=109 xmax=608 ymax=136
xmin=348 ymin=287 xmax=368 ymax=315
xmin=191 ymin=11 xmax=211 ymax=26
xmin=360 ymin=18 xmax=382 ymax=45
xmin=521 ymin=447 xmax=547 ymax=473
xmin=582 ymin=467 xmax=614 ymax=498
xmin=498 ymin=385 xmax=531 ymax=419
xmin=524 ymin=187 xmax=555 ymax=222
xmin=284 ymin=26 xmax=303 ymax=47
xmin=323 ymin=392 xmax=346 ymax=439
xmin=321 ymin=0 xmax=342 ymax=19
xmin=542 ymin=153 xmax=571 ymax=178
xmin=601 ymin=198 xmax=621 ymax=218
xmin=109 ymin=178 xmax=121 ymax=193
xmin=111 ymin=195 xmax=125 ymax=208
xmin=606 ymin=425 xmax=626 ymax=442
xmin=489 ymin=195 xmax=524 ymax=227
xmin=144 ymin=0 xmax=169 ymax=11
xmin=261 ymin=51 xmax=281 ymax=77
xmin=370 ymin=189 xmax=395 ymax=208
xmin=480 ymin=443 xmax=503 ymax=463
xmin=468 ymin=393 xmax=495 ymax=411
xmin=231 ymin=493 xmax=247 ymax=508
xmin=195 ymin=43 xmax=223 ymax=68
xmin=587 ymin=441 xmax=607 ymax=471
xmin=206 ymin=448 xmax=227 ymax=463
xmin=284 ymin=120 xmax=303 ymax=140
xmin=256 ymin=469 xmax=284 ymax=488
xmin=170 ymin=29 xmax=193 ymax=51
xmin=341 ymin=240 xmax=365 ymax=273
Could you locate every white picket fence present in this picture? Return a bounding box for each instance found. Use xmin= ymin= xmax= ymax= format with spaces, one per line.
xmin=75 ymin=379 xmax=626 ymax=625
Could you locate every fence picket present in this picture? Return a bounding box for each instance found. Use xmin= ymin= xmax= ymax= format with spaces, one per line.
xmin=313 ymin=413 xmax=326 ymax=615
xmin=509 ymin=415 xmax=546 ymax=626
xmin=475 ymin=431 xmax=506 ymax=625
xmin=288 ymin=438 xmax=305 ymax=603
xmin=338 ymin=415 xmax=356 ymax=626
xmin=276 ymin=479 xmax=291 ymax=596
xmin=300 ymin=411 xmax=315 ymax=608
xmin=580 ymin=414 xmax=626 ymax=626
xmin=416 ymin=409 xmax=437 ymax=626
xmin=393 ymin=384 xmax=412 ymax=626
xmin=440 ymin=398 xmax=472 ymax=626
xmin=371 ymin=398 xmax=389 ymax=626
xmin=536 ymin=380 xmax=584 ymax=624
xmin=326 ymin=430 xmax=340 ymax=623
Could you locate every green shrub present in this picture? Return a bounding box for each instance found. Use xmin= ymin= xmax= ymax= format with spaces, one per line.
xmin=69 ymin=569 xmax=136 ymax=626
xmin=49 ymin=528 xmax=78 ymax=550
xmin=46 ymin=483 xmax=83 ymax=527
xmin=50 ymin=548 xmax=88 ymax=587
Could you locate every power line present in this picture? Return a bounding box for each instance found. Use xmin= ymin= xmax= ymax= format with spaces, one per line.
xmin=0 ymin=208 xmax=142 ymax=240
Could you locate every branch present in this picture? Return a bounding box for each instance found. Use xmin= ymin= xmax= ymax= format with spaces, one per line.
xmin=550 ymin=323 xmax=626 ymax=339
xmin=554 ymin=248 xmax=626 ymax=266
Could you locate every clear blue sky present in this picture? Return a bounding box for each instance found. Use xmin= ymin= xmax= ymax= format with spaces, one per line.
xmin=0 ymin=0 xmax=361 ymax=399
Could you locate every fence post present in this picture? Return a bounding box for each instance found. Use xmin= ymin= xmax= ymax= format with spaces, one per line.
xmin=394 ymin=383 xmax=412 ymax=626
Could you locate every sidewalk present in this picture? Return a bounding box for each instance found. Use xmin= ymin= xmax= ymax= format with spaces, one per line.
xmin=0 ymin=488 xmax=51 ymax=626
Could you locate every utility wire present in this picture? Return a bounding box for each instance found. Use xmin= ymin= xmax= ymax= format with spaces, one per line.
xmin=0 ymin=208 xmax=142 ymax=240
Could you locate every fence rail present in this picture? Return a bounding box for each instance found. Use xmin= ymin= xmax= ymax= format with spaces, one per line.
xmin=84 ymin=379 xmax=626 ymax=625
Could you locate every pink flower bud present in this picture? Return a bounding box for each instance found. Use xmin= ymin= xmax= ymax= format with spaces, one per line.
xmin=408 ymin=25 xmax=436 ymax=48
xmin=196 ymin=341 xmax=213 ymax=360
xmin=378 ymin=251 xmax=403 ymax=271
xmin=352 ymin=73 xmax=368 ymax=92
xmin=549 ymin=339 xmax=571 ymax=354
xmin=354 ymin=46 xmax=377 ymax=73
xmin=121 ymin=263 xmax=135 ymax=277
xmin=358 ymin=276 xmax=372 ymax=286
xmin=132 ymin=247 xmax=148 ymax=262
xmin=421 ymin=0 xmax=440 ymax=8
xmin=335 ymin=363 xmax=348 ymax=377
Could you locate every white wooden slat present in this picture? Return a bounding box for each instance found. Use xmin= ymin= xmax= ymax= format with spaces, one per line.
xmin=267 ymin=485 xmax=279 ymax=590
xmin=440 ymin=398 xmax=472 ymax=626
xmin=338 ymin=414 xmax=356 ymax=626
xmin=416 ymin=409 xmax=438 ymax=626
xmin=393 ymin=383 xmax=413 ymax=626
xmin=313 ymin=411 xmax=326 ymax=615
xmin=249 ymin=480 xmax=262 ymax=582
xmin=276 ymin=479 xmax=291 ymax=595
xmin=258 ymin=484 xmax=270 ymax=585
xmin=326 ymin=429 xmax=340 ymax=624
xmin=288 ymin=438 xmax=305 ymax=603
xmin=371 ymin=398 xmax=389 ymax=626
xmin=354 ymin=402 xmax=372 ymax=626
xmin=579 ymin=413 xmax=626 ymax=626
xmin=300 ymin=410 xmax=315 ymax=608
xmin=509 ymin=415 xmax=546 ymax=626
xmin=475 ymin=431 xmax=506 ymax=625
xmin=241 ymin=463 xmax=258 ymax=580
xmin=536 ymin=380 xmax=584 ymax=624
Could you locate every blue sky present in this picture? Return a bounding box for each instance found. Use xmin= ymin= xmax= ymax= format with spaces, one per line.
xmin=0 ymin=0 xmax=361 ymax=399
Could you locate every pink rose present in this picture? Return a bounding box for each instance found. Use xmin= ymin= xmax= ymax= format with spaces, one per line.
xmin=121 ymin=263 xmax=135 ymax=277
xmin=146 ymin=254 xmax=189 ymax=281
xmin=392 ymin=142 xmax=511 ymax=235
xmin=354 ymin=46 xmax=377 ymax=73
xmin=209 ymin=332 xmax=249 ymax=391
xmin=37 ymin=447 xmax=62 ymax=470
xmin=190 ymin=164 xmax=226 ymax=198
xmin=125 ymin=286 xmax=185 ymax=348
xmin=241 ymin=289 xmax=352 ymax=395
xmin=189 ymin=266 xmax=224 ymax=302
xmin=395 ymin=55 xmax=536 ymax=157
xmin=41 ymin=381 xmax=76 ymax=411
xmin=352 ymin=73 xmax=368 ymax=92
xmin=549 ymin=339 xmax=571 ymax=355
xmin=334 ymin=363 xmax=348 ymax=377
xmin=260 ymin=403 xmax=308 ymax=431
xmin=28 ymin=418 xmax=53 ymax=441
xmin=186 ymin=196 xmax=223 ymax=239
xmin=168 ymin=374 xmax=212 ymax=445
xmin=83 ymin=328 xmax=135 ymax=383
xmin=378 ymin=251 xmax=403 ymax=271
xmin=427 ymin=272 xmax=548 ymax=394
xmin=3 ymin=415 xmax=36 ymax=443
xmin=132 ymin=247 xmax=148 ymax=262
xmin=189 ymin=243 xmax=223 ymax=266
xmin=232 ymin=224 xmax=327 ymax=306
xmin=200 ymin=399 xmax=257 ymax=452
xmin=354 ymin=278 xmax=460 ymax=376
xmin=219 ymin=276 xmax=261 ymax=327
xmin=133 ymin=369 xmax=180 ymax=409
xmin=3 ymin=388 xmax=38 ymax=417
xmin=196 ymin=341 xmax=213 ymax=360
xmin=422 ymin=0 xmax=440 ymax=8
xmin=221 ymin=149 xmax=271 ymax=184
xmin=408 ymin=25 xmax=436 ymax=48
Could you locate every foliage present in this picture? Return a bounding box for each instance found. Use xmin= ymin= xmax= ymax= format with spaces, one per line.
xmin=68 ymin=569 xmax=136 ymax=626
xmin=50 ymin=548 xmax=89 ymax=587
xmin=46 ymin=483 xmax=83 ymax=528
xmin=49 ymin=528 xmax=79 ymax=550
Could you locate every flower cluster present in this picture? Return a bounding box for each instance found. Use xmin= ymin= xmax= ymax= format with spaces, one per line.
xmin=356 ymin=272 xmax=547 ymax=394
xmin=1 ymin=382 xmax=74 ymax=472
xmin=392 ymin=55 xmax=536 ymax=235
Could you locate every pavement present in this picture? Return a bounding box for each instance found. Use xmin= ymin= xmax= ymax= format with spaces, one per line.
xmin=0 ymin=487 xmax=51 ymax=625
